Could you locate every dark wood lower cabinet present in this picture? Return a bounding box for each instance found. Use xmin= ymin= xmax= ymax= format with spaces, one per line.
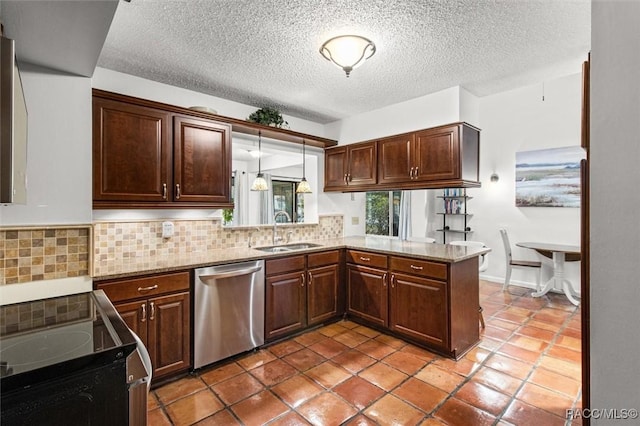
xmin=307 ymin=264 xmax=339 ymax=326
xmin=389 ymin=273 xmax=448 ymax=348
xmin=347 ymin=264 xmax=388 ymax=327
xmin=96 ymin=271 xmax=191 ymax=382
xmin=265 ymin=251 xmax=342 ymax=341
xmin=265 ymin=270 xmax=306 ymax=340
xmin=346 ymin=250 xmax=480 ymax=359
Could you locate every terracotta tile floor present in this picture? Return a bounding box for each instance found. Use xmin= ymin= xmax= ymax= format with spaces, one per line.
xmin=149 ymin=280 xmax=582 ymax=425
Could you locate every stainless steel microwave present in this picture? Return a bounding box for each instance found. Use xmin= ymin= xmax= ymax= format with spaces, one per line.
xmin=0 ymin=35 xmax=27 ymax=204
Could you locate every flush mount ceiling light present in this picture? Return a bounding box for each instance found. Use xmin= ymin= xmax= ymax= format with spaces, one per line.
xmin=250 ymin=131 xmax=268 ymax=191
xmin=319 ymin=35 xmax=376 ymax=77
xmin=296 ymin=139 xmax=312 ymax=194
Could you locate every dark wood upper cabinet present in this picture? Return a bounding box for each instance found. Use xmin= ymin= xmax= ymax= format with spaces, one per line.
xmin=173 ymin=116 xmax=231 ymax=203
xmin=324 ymin=142 xmax=377 ymax=191
xmin=93 ymin=89 xmax=335 ymax=209
xmin=377 ymin=133 xmax=413 ymax=184
xmin=93 ymin=97 xmax=171 ymax=202
xmin=326 ymin=122 xmax=480 ymax=192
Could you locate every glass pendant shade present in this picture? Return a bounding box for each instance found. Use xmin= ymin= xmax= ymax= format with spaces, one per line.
xmin=251 ymin=173 xmax=269 ymax=191
xmin=296 ymin=178 xmax=312 ymax=194
xmin=250 ymin=131 xmax=268 ymax=191
xmin=319 ymin=35 xmax=376 ymax=77
xmin=296 ymin=139 xmax=312 ymax=194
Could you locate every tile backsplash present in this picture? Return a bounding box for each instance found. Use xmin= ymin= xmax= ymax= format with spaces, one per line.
xmin=92 ymin=215 xmax=343 ymax=276
xmin=0 ymin=227 xmax=91 ymax=285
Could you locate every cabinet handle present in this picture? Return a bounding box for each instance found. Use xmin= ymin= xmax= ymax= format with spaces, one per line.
xmin=175 ymin=183 xmax=181 ymax=199
xmin=409 ymin=167 xmax=414 ymax=179
xmin=410 ymin=264 xmax=424 ymax=271
xmin=141 ymin=303 xmax=146 ymax=322
xmin=359 ymin=256 xmax=371 ymax=262
xmin=344 ymin=174 xmax=348 ymax=185
xmin=348 ymin=173 xmax=352 ymax=182
xmin=301 ymin=273 xmax=305 ymax=287
xmin=149 ymin=302 xmax=155 ymax=321
xmin=414 ymin=166 xmax=419 ymax=178
xmin=382 ymin=273 xmax=387 ymax=287
xmin=308 ymin=272 xmax=312 ymax=285
xmin=162 ymin=183 xmax=167 ymax=199
xmin=391 ymin=274 xmax=395 ymax=288
xmin=137 ymin=284 xmax=158 ymax=293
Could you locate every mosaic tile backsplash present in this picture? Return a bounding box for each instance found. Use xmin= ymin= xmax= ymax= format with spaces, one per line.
xmin=92 ymin=215 xmax=343 ymax=276
xmin=0 ymin=227 xmax=90 ymax=285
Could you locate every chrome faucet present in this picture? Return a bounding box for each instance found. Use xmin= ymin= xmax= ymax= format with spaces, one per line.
xmin=273 ymin=211 xmax=291 ymax=245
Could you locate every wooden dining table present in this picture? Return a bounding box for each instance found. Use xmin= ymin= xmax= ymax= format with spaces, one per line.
xmin=516 ymin=242 xmax=581 ymax=306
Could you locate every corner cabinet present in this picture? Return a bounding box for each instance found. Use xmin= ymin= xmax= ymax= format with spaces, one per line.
xmin=325 ymin=122 xmax=480 ymax=192
xmin=93 ymin=90 xmax=232 ymax=209
xmin=95 ymin=271 xmax=191 ymax=382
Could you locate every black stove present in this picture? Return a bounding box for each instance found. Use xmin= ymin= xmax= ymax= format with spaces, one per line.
xmin=0 ymin=290 xmax=142 ymax=425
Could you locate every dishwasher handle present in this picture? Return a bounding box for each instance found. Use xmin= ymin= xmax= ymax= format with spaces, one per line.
xmin=199 ymin=264 xmax=262 ymax=282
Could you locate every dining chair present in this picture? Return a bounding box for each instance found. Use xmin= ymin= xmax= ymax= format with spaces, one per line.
xmin=499 ymin=228 xmax=542 ymax=292
xmin=449 ymin=240 xmax=488 ymax=329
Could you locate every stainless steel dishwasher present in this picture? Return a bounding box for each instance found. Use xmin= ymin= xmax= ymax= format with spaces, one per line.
xmin=194 ymin=260 xmax=265 ymax=369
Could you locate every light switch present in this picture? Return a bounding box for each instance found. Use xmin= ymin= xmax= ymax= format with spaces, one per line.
xmin=351 ymin=217 xmax=359 ymax=225
xmin=162 ymin=221 xmax=174 ymax=238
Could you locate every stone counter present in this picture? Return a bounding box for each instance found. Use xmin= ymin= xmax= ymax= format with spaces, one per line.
xmin=93 ymin=236 xmax=489 ymax=281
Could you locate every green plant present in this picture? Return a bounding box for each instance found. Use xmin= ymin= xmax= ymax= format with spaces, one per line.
xmin=222 ymin=208 xmax=233 ymax=225
xmin=247 ymin=107 xmax=288 ymax=128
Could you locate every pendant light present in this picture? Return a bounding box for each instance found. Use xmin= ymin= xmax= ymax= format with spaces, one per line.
xmin=296 ymin=139 xmax=312 ymax=194
xmin=250 ymin=131 xmax=268 ymax=191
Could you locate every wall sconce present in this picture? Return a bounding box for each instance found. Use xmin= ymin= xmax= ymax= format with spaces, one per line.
xmin=490 ymin=173 xmax=500 ymax=183
xmin=319 ymin=35 xmax=376 ymax=77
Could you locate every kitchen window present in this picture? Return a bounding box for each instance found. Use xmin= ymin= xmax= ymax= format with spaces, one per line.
xmin=366 ymin=191 xmax=401 ymax=237
xmin=272 ymin=180 xmax=304 ymax=222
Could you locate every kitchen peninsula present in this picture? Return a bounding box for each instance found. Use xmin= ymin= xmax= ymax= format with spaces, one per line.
xmin=94 ymin=235 xmax=489 ymax=380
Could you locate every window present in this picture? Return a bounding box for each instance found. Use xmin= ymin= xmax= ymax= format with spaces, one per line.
xmin=366 ymin=191 xmax=401 ymax=236
xmin=272 ymin=180 xmax=305 ymax=222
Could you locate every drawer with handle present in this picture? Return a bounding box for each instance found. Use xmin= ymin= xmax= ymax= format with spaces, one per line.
xmin=346 ymin=250 xmax=388 ymax=269
xmin=389 ymin=256 xmax=448 ymax=280
xmin=96 ymin=271 xmax=190 ymax=303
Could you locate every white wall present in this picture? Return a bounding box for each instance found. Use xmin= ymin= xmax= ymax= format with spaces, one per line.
xmin=0 ymin=64 xmax=92 ymax=225
xmin=590 ymin=0 xmax=640 ymax=418
xmin=92 ymin=68 xmax=325 ymax=137
xmin=472 ymin=73 xmax=583 ymax=289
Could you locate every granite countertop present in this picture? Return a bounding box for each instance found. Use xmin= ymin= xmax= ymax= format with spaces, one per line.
xmin=93 ymin=236 xmax=490 ymax=281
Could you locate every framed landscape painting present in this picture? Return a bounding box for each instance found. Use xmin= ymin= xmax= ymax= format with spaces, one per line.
xmin=515 ymin=146 xmax=586 ymax=207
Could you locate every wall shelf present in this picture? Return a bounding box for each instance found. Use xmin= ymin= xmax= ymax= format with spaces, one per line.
xmin=437 ymin=189 xmax=472 ymax=243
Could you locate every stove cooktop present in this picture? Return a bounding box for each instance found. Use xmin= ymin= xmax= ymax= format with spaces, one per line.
xmin=0 ymin=291 xmax=136 ymax=393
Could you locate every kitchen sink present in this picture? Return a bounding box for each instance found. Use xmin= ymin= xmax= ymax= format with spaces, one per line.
xmin=254 ymin=242 xmax=322 ymax=253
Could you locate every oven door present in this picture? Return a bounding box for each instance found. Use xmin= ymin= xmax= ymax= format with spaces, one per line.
xmin=127 ymin=331 xmax=152 ymax=426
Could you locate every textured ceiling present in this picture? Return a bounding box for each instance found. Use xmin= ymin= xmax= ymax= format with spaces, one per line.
xmin=98 ymin=0 xmax=590 ymax=124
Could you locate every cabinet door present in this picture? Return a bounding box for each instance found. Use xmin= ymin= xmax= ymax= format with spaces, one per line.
xmin=324 ymin=146 xmax=348 ymax=190
xmin=265 ymin=271 xmax=306 ymax=340
xmin=413 ymin=125 xmax=460 ymax=182
xmin=389 ymin=273 xmax=448 ymax=349
xmin=173 ymin=116 xmax=232 ymax=203
xmin=347 ymin=142 xmax=377 ymax=186
xmin=377 ymin=134 xmax=413 ymax=184
xmin=147 ymin=292 xmax=191 ymax=379
xmin=93 ymin=97 xmax=171 ymax=201
xmin=114 ymin=300 xmax=148 ymax=344
xmin=307 ymin=264 xmax=339 ymax=326
xmin=347 ymin=264 xmax=387 ymax=327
